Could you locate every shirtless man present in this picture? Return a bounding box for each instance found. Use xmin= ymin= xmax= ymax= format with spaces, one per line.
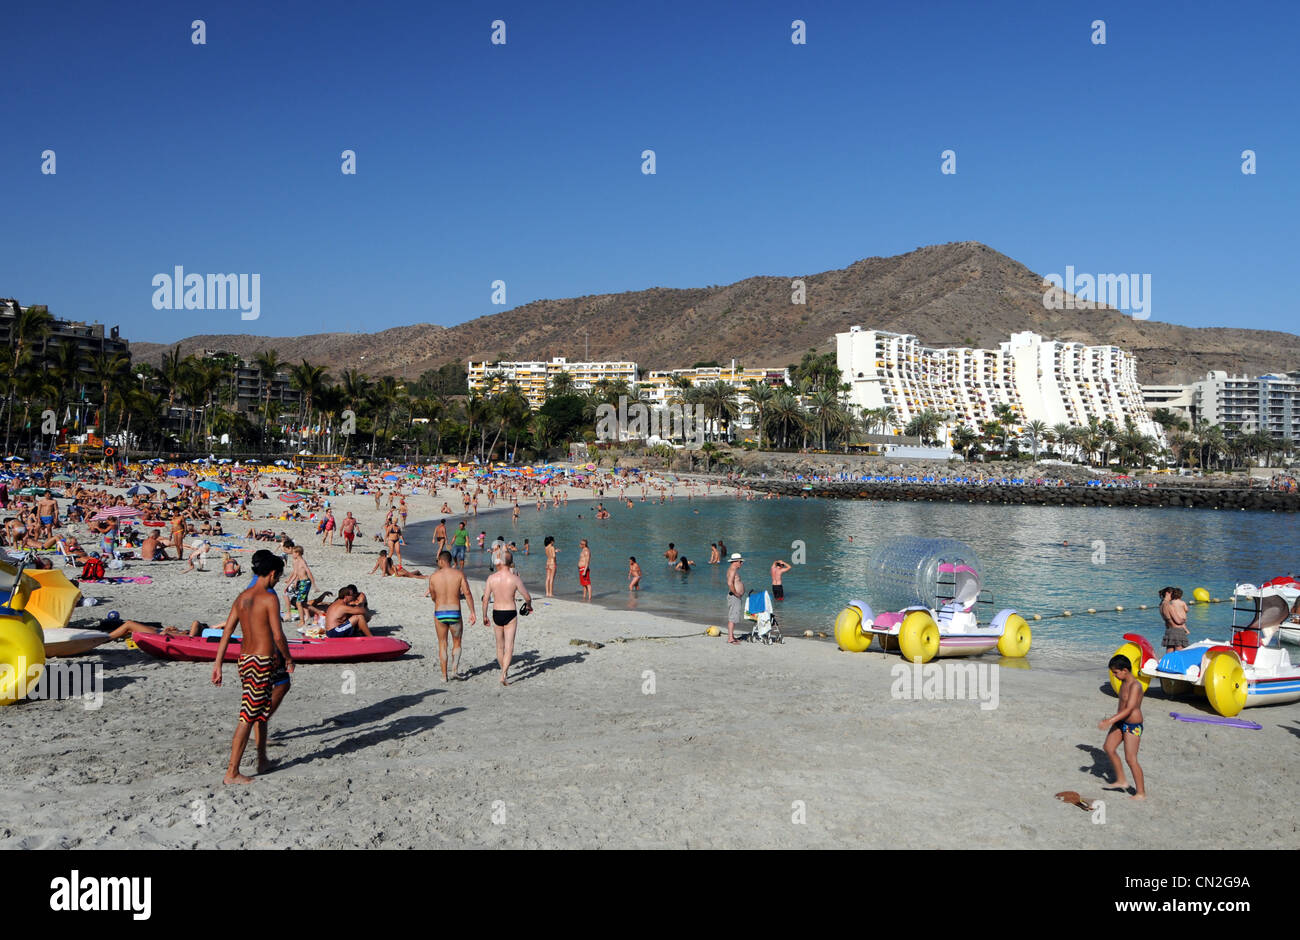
xmin=141 ymin=531 xmax=169 ymax=561
xmin=341 ymin=511 xmax=357 ymax=554
xmin=544 ymin=535 xmax=559 ymax=596
xmin=36 ymin=491 xmax=58 ymax=538
xmin=433 ymin=518 xmax=448 ymax=555
xmin=426 ymin=550 xmax=476 ymax=681
xmin=324 ymin=586 xmax=373 ymax=637
xmin=770 ymin=558 xmax=792 ymax=601
xmin=725 ymin=553 xmax=745 ymax=644
xmin=482 ymin=551 xmax=532 ymax=686
xmin=212 ymin=550 xmax=294 ymax=784
xmin=578 ymin=538 xmax=592 ymax=600
xmin=628 ymin=556 xmax=642 ymax=591
xmin=663 ymin=542 xmax=678 ymax=564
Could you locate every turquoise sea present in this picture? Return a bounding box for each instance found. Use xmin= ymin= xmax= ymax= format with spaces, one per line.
xmin=406 ymin=496 xmax=1300 ymax=663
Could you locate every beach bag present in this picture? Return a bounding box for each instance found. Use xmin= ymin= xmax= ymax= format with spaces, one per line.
xmin=81 ymin=557 xmax=106 ymax=580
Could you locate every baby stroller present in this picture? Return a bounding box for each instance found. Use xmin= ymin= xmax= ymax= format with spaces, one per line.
xmin=744 ymin=590 xmax=782 ymax=645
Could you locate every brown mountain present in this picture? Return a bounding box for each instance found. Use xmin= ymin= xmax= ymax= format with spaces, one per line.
xmin=129 ymin=242 xmax=1300 ymax=385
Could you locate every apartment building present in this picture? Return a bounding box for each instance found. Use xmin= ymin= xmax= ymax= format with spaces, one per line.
xmin=1190 ymin=371 xmax=1300 ymax=440
xmin=0 ymin=301 xmax=130 ymax=364
xmin=637 ymin=364 xmax=789 ymax=433
xmin=837 ymin=327 xmax=1162 ymax=442
xmin=467 ymin=357 xmax=638 ymax=409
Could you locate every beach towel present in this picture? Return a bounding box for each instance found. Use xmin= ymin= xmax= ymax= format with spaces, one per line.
xmin=79 ymin=575 xmax=154 ymax=585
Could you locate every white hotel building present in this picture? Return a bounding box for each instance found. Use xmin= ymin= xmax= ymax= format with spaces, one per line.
xmin=837 ymin=327 xmax=1162 ymax=443
xmin=467 ymin=357 xmax=638 ymax=410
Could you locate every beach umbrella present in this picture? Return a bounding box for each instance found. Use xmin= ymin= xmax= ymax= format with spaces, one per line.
xmin=172 ymin=476 xmax=196 ymax=488
xmin=165 ymin=467 xmax=190 ymax=477
xmin=0 ymin=560 xmax=39 ymax=611
xmin=274 ymin=460 xmax=290 ymax=467
xmin=51 ymin=474 xmax=75 ymax=482
xmin=277 ymin=493 xmax=300 ymax=504
xmin=91 ymin=506 xmax=142 ymax=520
xmin=125 ymin=484 xmax=156 ymax=496
xmin=197 ymin=480 xmax=226 ymax=492
xmin=3 ymin=456 xmax=24 ymax=462
xmin=15 ymin=567 xmax=81 ymax=632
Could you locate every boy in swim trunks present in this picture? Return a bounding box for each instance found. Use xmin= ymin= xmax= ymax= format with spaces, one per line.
xmin=426 ymin=550 xmax=476 ymax=681
xmin=1099 ymin=655 xmax=1146 ymax=800
xmin=212 ymin=549 xmax=293 ymax=784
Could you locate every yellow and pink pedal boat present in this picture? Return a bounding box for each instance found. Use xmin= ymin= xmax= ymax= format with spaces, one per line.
xmin=834 ymin=537 xmax=1031 ymax=663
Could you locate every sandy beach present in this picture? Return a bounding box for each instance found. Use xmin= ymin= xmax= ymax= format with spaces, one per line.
xmin=3 ymin=481 xmax=1297 ymax=850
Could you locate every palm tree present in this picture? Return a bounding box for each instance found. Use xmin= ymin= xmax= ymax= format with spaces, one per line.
xmin=950 ymin=425 xmax=980 ymax=462
xmin=548 ymin=370 xmax=575 ymax=397
xmin=808 ymin=387 xmax=846 ymax=450
xmin=765 ymin=390 xmax=805 ymax=449
xmin=1023 ymin=420 xmax=1049 ymax=460
xmin=253 ymin=349 xmax=283 ymax=449
xmin=5 ymin=303 xmax=54 ymax=452
xmin=904 ymin=409 xmax=946 ymax=447
xmin=289 ymin=360 xmax=329 ymax=450
xmin=744 ymin=381 xmax=775 ymax=449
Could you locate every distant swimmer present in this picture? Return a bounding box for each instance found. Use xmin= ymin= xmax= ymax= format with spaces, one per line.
xmin=427 ymin=550 xmax=476 ymax=681
xmin=664 ymin=542 xmax=678 ymax=564
xmin=675 ymin=556 xmax=694 ymax=571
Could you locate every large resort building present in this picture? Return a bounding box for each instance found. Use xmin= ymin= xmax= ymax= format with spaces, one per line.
xmin=468 ymin=357 xmax=638 ymax=409
xmin=837 ymin=327 xmax=1163 ymax=443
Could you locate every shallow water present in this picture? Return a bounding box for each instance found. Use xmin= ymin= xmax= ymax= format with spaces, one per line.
xmin=405 ymin=495 xmax=1300 ymax=661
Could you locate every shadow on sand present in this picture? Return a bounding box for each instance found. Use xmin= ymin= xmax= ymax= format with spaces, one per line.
xmin=457 ymin=648 xmax=588 ymax=683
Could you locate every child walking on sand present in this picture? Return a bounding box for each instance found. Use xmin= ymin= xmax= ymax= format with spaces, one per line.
xmin=1099 ymin=655 xmax=1146 ymax=799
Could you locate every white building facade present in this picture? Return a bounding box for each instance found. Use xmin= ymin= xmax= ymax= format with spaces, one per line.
xmin=1190 ymin=371 xmax=1300 ymax=440
xmin=468 ymin=357 xmax=638 ymax=409
xmin=837 ymin=327 xmax=1163 ymax=443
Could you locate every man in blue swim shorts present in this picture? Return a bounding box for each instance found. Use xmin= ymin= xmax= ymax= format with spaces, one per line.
xmin=426 ymin=550 xmax=476 ymax=681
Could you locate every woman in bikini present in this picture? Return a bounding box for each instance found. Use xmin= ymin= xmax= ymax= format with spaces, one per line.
xmin=544 ymin=535 xmax=559 ymax=597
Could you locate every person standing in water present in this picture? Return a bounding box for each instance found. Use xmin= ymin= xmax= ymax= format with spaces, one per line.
xmin=544 ymin=535 xmax=559 ymax=596
xmin=770 ymin=558 xmax=792 ymax=601
xmin=482 ymin=551 xmax=532 ymax=686
xmin=578 ymin=538 xmax=592 ymax=600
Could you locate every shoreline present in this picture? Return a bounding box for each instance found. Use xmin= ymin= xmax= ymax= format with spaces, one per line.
xmin=746 ymin=480 xmax=1300 ymax=511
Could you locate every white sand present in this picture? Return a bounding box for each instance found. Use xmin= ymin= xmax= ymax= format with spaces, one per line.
xmin=3 ymin=483 xmax=1297 ymax=849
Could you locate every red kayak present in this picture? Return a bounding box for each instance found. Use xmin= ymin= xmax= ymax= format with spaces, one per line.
xmin=132 ymin=632 xmax=410 ymax=663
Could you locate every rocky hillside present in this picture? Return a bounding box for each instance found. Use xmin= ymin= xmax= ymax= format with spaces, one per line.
xmin=129 ymin=242 xmax=1300 ymax=385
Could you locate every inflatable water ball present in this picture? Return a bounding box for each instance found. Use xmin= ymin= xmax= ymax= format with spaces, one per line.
xmin=1193 ymin=587 xmax=1211 ymax=603
xmin=706 ymin=626 xmax=721 ymax=637
xmin=1087 ymin=608 xmax=1097 ymax=614
xmin=1032 ymin=613 xmax=1041 ymax=621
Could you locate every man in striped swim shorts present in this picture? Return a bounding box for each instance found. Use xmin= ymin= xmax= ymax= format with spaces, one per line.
xmin=426 ymin=550 xmax=476 ymax=681
xmin=212 ymin=549 xmax=294 ymax=784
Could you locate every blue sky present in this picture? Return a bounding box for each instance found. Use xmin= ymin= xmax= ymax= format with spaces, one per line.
xmin=2 ymin=0 xmax=1296 ymax=344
